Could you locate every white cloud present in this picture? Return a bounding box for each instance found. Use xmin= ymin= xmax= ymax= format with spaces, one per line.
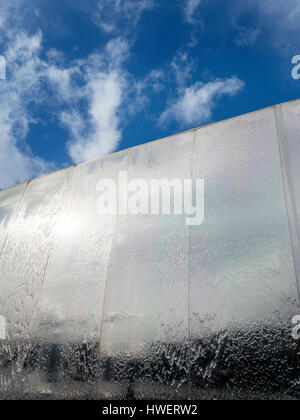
xmin=0 ymin=29 xmax=55 ymax=189
xmin=0 ymin=2 xmax=57 ymax=189
xmin=52 ymin=38 xmax=130 ymax=163
xmin=160 ymin=43 xmax=244 ymax=129
xmin=184 ymin=0 xmax=202 ymax=24
xmin=0 ymin=20 xmax=126 ymax=187
xmin=258 ymin=0 xmax=300 ymax=23
xmin=0 ymin=103 xmax=51 ymax=189
xmin=54 ymin=36 xmax=164 ymax=164
xmin=142 ymin=69 xmax=165 ymax=93
xmin=0 ymin=2 xmax=159 ymax=187
xmin=258 ymin=0 xmax=300 ymax=49
xmin=159 ymin=77 xmax=244 ymax=127
xmin=65 ymin=69 xmax=126 ymax=163
xmin=133 ymin=69 xmax=165 ymax=111
xmin=171 ymin=50 xmax=194 ymax=88
xmin=95 ymin=0 xmax=154 ymax=33
xmin=232 ymin=0 xmax=300 ymax=53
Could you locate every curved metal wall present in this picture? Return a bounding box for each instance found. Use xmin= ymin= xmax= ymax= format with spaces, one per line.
xmin=0 ymin=100 xmax=300 ymax=399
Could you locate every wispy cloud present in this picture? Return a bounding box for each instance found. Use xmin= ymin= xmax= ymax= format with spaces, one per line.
xmin=258 ymin=0 xmax=300 ymax=23
xmin=0 ymin=30 xmax=138 ymax=175
xmin=258 ymin=0 xmax=300 ymax=52
xmin=159 ymin=44 xmax=244 ymax=128
xmin=159 ymin=76 xmax=244 ymax=127
xmin=95 ymin=0 xmax=154 ymax=34
xmin=53 ymin=37 xmax=162 ymax=163
xmin=0 ymin=1 xmax=161 ymax=187
xmin=171 ymin=50 xmax=194 ymax=88
xmin=60 ymin=39 xmax=130 ymax=163
xmin=0 ymin=27 xmax=56 ymax=189
xmin=231 ymin=0 xmax=300 ymax=53
xmin=184 ymin=0 xmax=202 ymax=24
xmin=235 ymin=26 xmax=260 ymax=47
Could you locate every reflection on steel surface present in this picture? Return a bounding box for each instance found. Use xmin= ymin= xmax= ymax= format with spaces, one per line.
xmin=0 ymin=100 xmax=300 ymax=399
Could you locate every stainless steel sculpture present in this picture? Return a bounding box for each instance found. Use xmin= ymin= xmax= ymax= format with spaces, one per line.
xmin=0 ymin=100 xmax=300 ymax=400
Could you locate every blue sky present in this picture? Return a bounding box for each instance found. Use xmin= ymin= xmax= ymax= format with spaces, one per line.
xmin=0 ymin=0 xmax=300 ymax=189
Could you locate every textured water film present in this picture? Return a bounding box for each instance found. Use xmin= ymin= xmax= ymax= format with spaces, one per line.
xmin=0 ymin=101 xmax=300 ymax=399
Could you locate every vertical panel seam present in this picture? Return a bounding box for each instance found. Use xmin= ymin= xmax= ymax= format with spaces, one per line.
xmin=274 ymin=105 xmax=300 ymax=305
xmin=188 ymin=129 xmax=197 ymax=399
xmin=0 ymin=181 xmax=30 ymax=259
xmin=98 ymin=203 xmax=118 ymax=355
xmin=27 ymin=167 xmax=76 ymax=330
